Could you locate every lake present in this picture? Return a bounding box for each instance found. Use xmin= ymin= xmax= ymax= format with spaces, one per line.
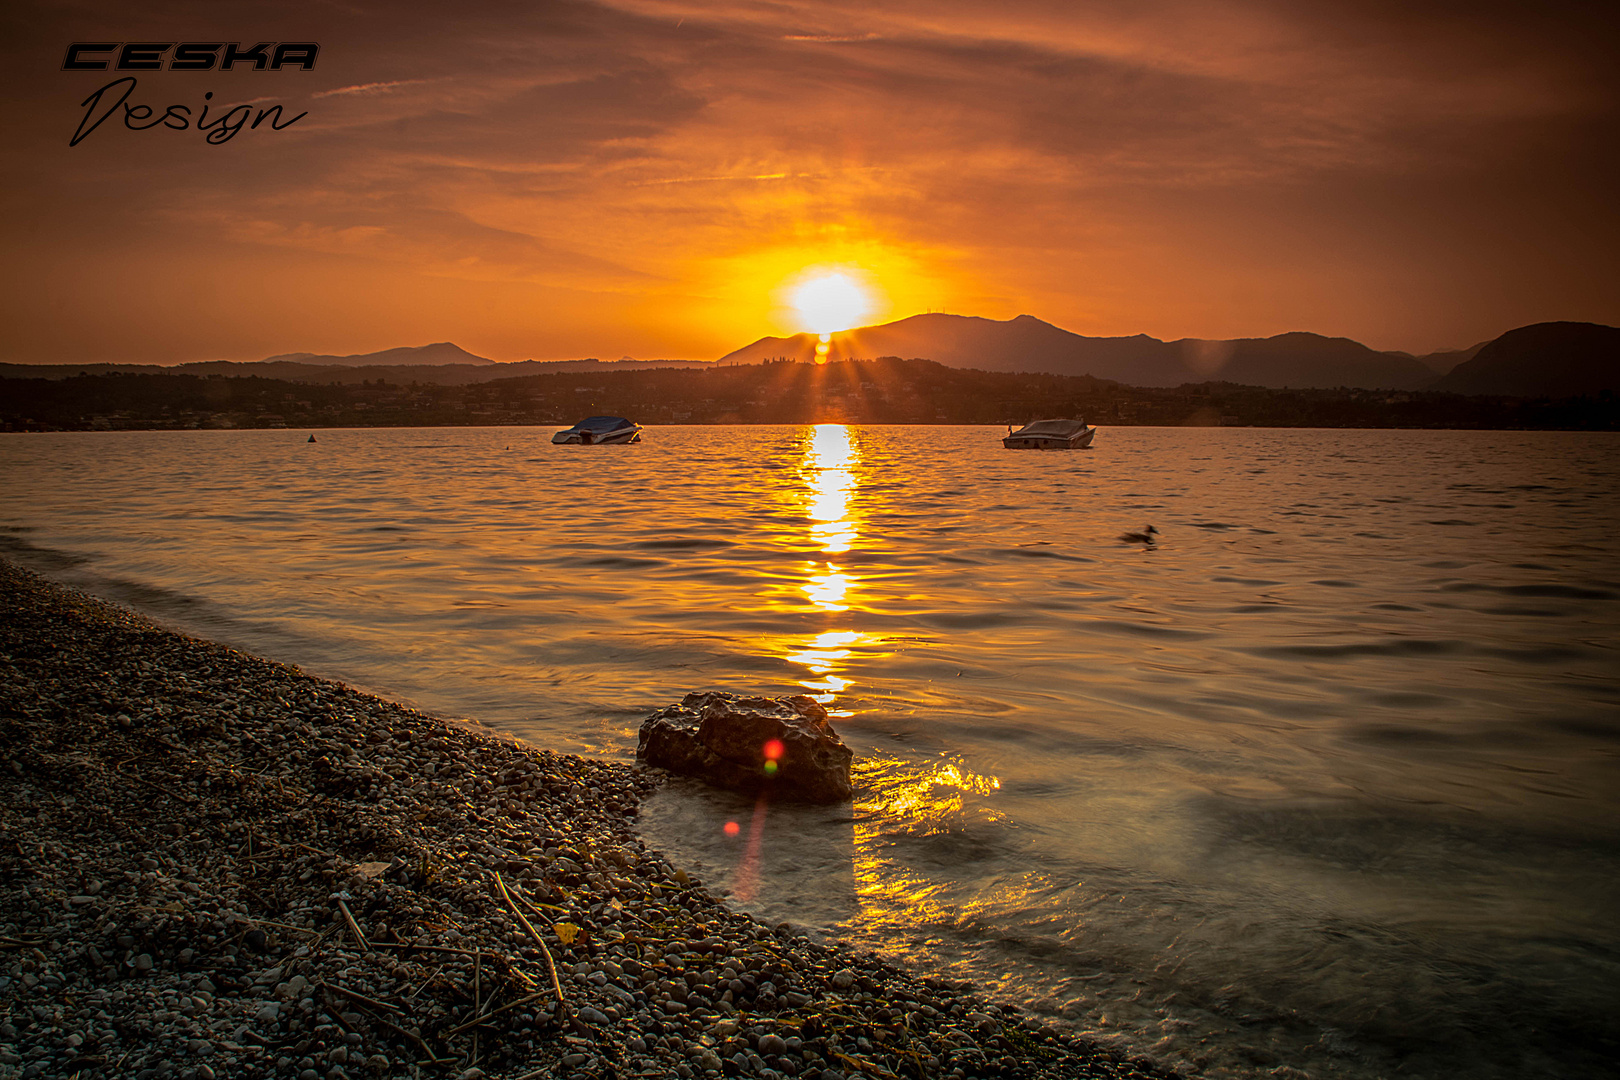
xmin=2 ymin=424 xmax=1616 ymax=1079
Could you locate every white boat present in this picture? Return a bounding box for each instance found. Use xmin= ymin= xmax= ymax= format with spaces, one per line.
xmin=1002 ymin=418 xmax=1095 ymax=449
xmin=551 ymin=416 xmax=642 ymax=445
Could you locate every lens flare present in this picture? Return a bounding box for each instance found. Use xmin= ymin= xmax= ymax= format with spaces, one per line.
xmin=763 ymin=739 xmax=785 ymax=761
xmin=723 ymin=820 xmax=740 ymax=836
xmin=731 ymin=794 xmax=771 ymax=902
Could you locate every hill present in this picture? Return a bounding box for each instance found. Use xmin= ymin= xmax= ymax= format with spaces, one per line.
xmin=261 ymin=342 xmax=496 ymax=366
xmin=1433 ymin=322 xmax=1620 ymax=396
xmin=719 ymin=313 xmax=1436 ymax=390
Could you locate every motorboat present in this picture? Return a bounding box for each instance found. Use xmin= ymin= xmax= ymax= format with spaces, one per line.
xmin=1002 ymin=418 xmax=1095 ymax=449
xmin=551 ymin=416 xmax=642 ymax=445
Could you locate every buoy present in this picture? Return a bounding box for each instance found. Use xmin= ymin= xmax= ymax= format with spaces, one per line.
xmin=308 ymin=434 xmax=317 ymax=443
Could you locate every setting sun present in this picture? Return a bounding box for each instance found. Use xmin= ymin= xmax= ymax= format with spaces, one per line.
xmin=791 ymin=272 xmax=873 ymax=336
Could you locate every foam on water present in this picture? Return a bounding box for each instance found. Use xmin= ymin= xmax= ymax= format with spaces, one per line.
xmin=2 ymin=424 xmax=1617 ymax=1078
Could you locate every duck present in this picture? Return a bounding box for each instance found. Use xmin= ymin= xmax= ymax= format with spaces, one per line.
xmin=1119 ymin=524 xmax=1158 ymax=544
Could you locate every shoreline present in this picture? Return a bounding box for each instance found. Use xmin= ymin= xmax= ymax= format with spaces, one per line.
xmin=0 ymin=559 xmax=1171 ymax=1080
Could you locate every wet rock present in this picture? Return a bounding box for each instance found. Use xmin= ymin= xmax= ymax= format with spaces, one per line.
xmin=637 ymin=692 xmax=853 ymax=802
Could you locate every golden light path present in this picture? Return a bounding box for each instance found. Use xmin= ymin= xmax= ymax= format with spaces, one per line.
xmin=736 ymin=424 xmax=1005 ymax=918
xmin=795 ymin=424 xmax=864 ymax=708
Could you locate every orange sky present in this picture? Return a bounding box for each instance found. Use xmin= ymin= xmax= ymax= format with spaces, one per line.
xmin=2 ymin=0 xmax=1616 ymax=364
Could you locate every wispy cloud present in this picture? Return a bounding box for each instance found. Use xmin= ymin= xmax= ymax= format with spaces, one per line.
xmin=781 ymin=33 xmax=881 ymax=42
xmin=313 ymin=79 xmax=430 ymax=99
xmin=634 ymin=172 xmax=810 ymax=186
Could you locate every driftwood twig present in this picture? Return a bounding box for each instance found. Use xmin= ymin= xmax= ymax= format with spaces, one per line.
xmin=440 ymin=991 xmax=549 ymax=1037
xmin=494 ymin=872 xmax=566 ymax=1018
xmin=335 ymin=898 xmax=371 ymax=953
xmin=320 ymin=982 xmax=401 ymax=1013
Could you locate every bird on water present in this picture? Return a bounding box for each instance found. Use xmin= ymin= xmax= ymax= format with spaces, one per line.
xmin=1119 ymin=524 xmax=1158 ymax=544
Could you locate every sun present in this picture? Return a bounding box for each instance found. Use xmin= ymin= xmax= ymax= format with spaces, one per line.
xmin=791 ymin=272 xmax=872 ymax=336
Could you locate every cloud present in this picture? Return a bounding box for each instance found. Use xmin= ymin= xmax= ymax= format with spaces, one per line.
xmin=312 ymin=80 xmax=430 ymax=99
xmin=1 ymin=0 xmax=1616 ymax=360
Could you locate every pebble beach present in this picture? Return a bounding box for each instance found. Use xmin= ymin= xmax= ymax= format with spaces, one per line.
xmin=0 ymin=559 xmax=1174 ymax=1080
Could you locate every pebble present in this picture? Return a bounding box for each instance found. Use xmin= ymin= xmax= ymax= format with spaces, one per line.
xmin=0 ymin=559 xmax=1174 ymax=1080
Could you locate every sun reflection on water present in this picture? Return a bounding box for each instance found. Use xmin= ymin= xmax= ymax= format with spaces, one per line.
xmin=786 ymin=629 xmax=864 ymax=701
xmin=846 ymin=755 xmax=1009 ymax=955
xmin=781 ymin=425 xmax=866 ymax=710
xmin=801 ymin=424 xmax=859 ymax=614
xmin=861 ymin=758 xmax=1004 ymax=825
xmin=806 ymin=423 xmax=857 ymax=556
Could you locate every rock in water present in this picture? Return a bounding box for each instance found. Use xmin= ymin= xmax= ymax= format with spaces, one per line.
xmin=637 ymin=692 xmax=853 ymax=802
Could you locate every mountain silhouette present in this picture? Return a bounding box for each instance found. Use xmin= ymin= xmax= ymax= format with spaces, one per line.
xmin=720 ymin=313 xmax=1436 ymax=389
xmin=261 ymin=342 xmax=496 ymax=367
xmin=1433 ymin=322 xmax=1620 ymax=396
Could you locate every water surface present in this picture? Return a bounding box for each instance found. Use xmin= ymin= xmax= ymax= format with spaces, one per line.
xmin=2 ymin=425 xmax=1616 ymax=1079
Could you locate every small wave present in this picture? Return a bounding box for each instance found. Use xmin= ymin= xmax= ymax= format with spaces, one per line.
xmin=997 ymin=548 xmax=1095 ymax=563
xmin=1476 ymin=644 xmax=1586 ymax=663
xmin=1443 ymin=582 xmax=1617 ymax=600
xmin=1359 ymin=691 xmax=1451 ymax=709
xmin=1190 ymin=522 xmax=1235 ymax=529
xmin=920 ymin=611 xmax=1028 ymax=629
xmin=1541 ymin=717 xmax=1620 ymax=742
xmin=1088 ymin=621 xmax=1209 ymax=641
xmin=632 ymin=538 xmax=735 ymax=550
xmin=0 ymin=534 xmax=89 ymax=570
xmin=1348 ymin=723 xmax=1462 ymax=745
xmin=1426 ymin=519 xmax=1477 ymax=526
xmin=557 ymin=555 xmax=668 ymax=569
xmin=1254 ymin=639 xmax=1462 ymax=659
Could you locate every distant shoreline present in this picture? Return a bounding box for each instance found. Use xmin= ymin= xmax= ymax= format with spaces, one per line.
xmin=3 ymin=356 xmax=1616 ymax=433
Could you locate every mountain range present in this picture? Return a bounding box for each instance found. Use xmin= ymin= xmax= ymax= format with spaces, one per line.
xmin=3 ymin=318 xmax=1614 ymax=397
xmin=721 ymin=314 xmax=1492 ymax=390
